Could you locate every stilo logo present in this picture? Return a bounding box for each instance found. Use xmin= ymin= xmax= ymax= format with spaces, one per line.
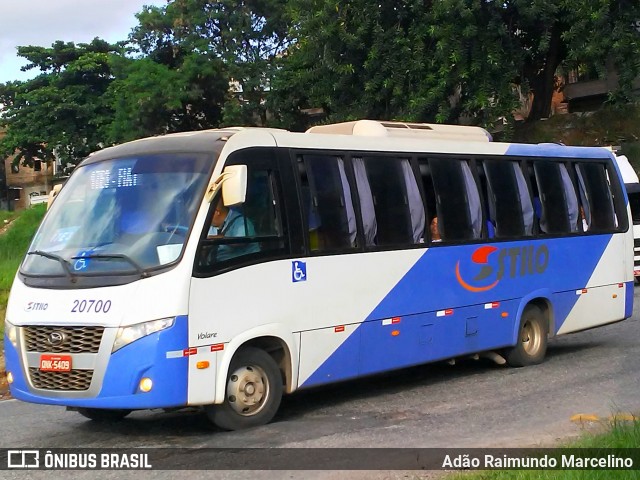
xmin=455 ymin=244 xmax=550 ymax=292
xmin=25 ymin=301 xmax=49 ymax=312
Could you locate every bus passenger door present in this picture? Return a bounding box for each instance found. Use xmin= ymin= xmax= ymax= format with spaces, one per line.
xmin=189 ymin=147 xmax=293 ymax=405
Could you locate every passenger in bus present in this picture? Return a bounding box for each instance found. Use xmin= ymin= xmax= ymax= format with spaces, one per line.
xmin=208 ymin=199 xmax=259 ymax=261
xmin=430 ymin=217 xmax=442 ymax=242
xmin=580 ymin=206 xmax=589 ymax=232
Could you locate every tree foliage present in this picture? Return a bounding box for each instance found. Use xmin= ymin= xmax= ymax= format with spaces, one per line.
xmin=0 ymin=39 xmax=121 ymax=168
xmin=272 ymin=0 xmax=640 ymax=128
xmin=2 ymin=0 xmax=640 ymax=171
xmin=104 ymin=53 xmax=228 ymax=143
xmin=130 ymin=0 xmax=290 ymax=126
xmin=270 ymin=0 xmax=525 ymax=127
xmin=562 ymin=0 xmax=640 ymax=104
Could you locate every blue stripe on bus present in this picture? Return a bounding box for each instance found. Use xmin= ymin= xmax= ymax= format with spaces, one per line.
xmin=301 ymin=235 xmax=614 ymax=388
xmin=625 ymin=281 xmax=634 ymax=318
xmin=6 ymin=316 xmax=189 ymax=409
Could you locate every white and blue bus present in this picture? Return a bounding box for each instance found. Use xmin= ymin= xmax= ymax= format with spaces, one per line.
xmin=4 ymin=120 xmax=634 ymax=430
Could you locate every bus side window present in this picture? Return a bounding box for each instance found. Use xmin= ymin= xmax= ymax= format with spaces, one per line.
xmin=483 ymin=160 xmax=533 ymax=237
xmin=575 ymin=162 xmax=617 ymax=231
xmin=358 ymin=157 xmax=425 ymax=246
xmin=352 ymin=157 xmax=377 ymax=246
xmin=424 ymin=157 xmax=482 ymax=242
xmin=301 ymin=155 xmax=357 ymax=252
xmin=197 ymin=157 xmax=286 ymax=272
xmin=243 ymin=170 xmax=280 ymax=237
xmin=533 ymin=161 xmax=572 ymax=234
xmin=402 ymin=159 xmax=426 ymax=244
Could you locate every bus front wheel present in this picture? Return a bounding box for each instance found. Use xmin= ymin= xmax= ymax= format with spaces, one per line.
xmin=504 ymin=305 xmax=548 ymax=367
xmin=206 ymin=347 xmax=283 ymax=431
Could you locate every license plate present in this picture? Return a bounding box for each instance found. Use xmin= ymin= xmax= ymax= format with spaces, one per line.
xmin=39 ymin=354 xmax=72 ymax=372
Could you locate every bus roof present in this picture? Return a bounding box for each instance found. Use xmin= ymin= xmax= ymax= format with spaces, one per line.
xmin=80 ymin=129 xmax=240 ymax=166
xmin=80 ymin=121 xmax=617 ymax=166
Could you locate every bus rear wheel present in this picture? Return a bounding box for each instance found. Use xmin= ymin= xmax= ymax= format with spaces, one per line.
xmin=206 ymin=347 xmax=283 ymax=431
xmin=504 ymin=305 xmax=548 ymax=367
xmin=76 ymin=408 xmax=132 ymax=422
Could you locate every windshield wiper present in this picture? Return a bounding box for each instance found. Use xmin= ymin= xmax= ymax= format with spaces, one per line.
xmin=71 ymin=253 xmax=148 ymax=278
xmin=27 ymin=250 xmax=75 ymax=279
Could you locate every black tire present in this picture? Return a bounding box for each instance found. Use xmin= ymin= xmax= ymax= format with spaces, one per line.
xmin=76 ymin=408 xmax=132 ymax=422
xmin=205 ymin=347 xmax=283 ymax=431
xmin=504 ymin=305 xmax=548 ymax=367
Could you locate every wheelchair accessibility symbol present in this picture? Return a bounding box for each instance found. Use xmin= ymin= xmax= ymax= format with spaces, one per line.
xmin=292 ymin=261 xmax=306 ymax=283
xmin=73 ymin=251 xmax=91 ymax=271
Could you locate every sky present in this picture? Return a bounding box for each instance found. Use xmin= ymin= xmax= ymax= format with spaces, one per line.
xmin=0 ymin=0 xmax=168 ymax=84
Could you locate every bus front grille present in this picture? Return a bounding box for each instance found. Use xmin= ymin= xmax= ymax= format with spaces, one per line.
xmin=28 ymin=368 xmax=93 ymax=391
xmin=23 ymin=326 xmax=104 ymax=353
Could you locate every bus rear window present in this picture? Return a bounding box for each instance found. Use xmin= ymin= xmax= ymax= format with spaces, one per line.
xmin=575 ymin=162 xmax=617 ymax=231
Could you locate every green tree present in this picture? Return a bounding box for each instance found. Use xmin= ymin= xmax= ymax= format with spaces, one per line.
xmin=562 ymin=0 xmax=640 ymax=105
xmin=0 ymin=39 xmax=122 ymax=169
xmin=271 ymin=0 xmax=520 ymax=128
xmin=104 ymin=53 xmax=228 ymax=143
xmin=130 ymin=0 xmax=290 ymax=126
xmin=273 ymin=0 xmax=640 ymax=128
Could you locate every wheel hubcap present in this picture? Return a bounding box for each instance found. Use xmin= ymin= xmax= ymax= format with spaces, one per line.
xmin=521 ymin=319 xmax=542 ymax=356
xmin=226 ymin=365 xmax=269 ymax=416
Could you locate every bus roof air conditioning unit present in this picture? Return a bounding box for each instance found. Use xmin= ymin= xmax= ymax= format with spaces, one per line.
xmin=305 ymin=120 xmax=492 ymax=142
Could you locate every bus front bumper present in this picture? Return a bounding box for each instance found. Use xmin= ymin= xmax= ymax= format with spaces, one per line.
xmin=4 ymin=316 xmax=189 ymax=410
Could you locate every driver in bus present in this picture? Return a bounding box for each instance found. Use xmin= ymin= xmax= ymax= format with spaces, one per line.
xmin=208 ymin=198 xmax=259 ymax=261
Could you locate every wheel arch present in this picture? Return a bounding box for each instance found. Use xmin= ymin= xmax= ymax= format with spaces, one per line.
xmin=214 ymin=324 xmax=298 ymax=404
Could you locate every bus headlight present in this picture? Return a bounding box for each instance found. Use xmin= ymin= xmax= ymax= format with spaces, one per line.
xmin=112 ymin=318 xmax=175 ymax=353
xmin=4 ymin=320 xmax=18 ymax=348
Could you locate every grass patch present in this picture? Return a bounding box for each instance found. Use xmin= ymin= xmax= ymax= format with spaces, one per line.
xmin=572 ymin=417 xmax=640 ymax=448
xmin=0 ymin=205 xmax=46 ymax=336
xmin=0 ymin=211 xmax=19 ymax=225
xmin=449 ymin=419 xmax=640 ymax=480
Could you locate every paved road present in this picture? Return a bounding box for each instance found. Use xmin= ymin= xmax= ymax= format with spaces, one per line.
xmin=2 ymin=288 xmax=639 ymax=478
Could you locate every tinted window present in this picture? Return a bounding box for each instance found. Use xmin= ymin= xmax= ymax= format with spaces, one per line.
xmin=359 ymin=157 xmax=424 ymax=246
xmin=576 ymin=162 xmax=617 ymax=231
xmin=197 ymin=152 xmax=286 ymax=271
xmin=300 ymin=155 xmax=357 ymax=252
xmin=484 ymin=160 xmax=533 ymax=237
xmin=533 ymin=162 xmax=572 ymax=234
xmin=425 ymin=158 xmax=482 ymax=242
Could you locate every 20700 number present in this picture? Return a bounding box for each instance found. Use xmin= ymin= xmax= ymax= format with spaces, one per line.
xmin=71 ymin=299 xmax=112 ymax=313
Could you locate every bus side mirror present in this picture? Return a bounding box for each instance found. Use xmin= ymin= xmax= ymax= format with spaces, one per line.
xmin=47 ymin=184 xmax=62 ymax=210
xmin=205 ymin=165 xmax=247 ymax=206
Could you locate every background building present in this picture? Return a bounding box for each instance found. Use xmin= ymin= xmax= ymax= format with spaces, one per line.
xmin=0 ymin=129 xmax=55 ymax=210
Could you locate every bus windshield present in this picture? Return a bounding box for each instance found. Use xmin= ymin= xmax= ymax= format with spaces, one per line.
xmin=22 ymin=153 xmax=213 ymax=278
